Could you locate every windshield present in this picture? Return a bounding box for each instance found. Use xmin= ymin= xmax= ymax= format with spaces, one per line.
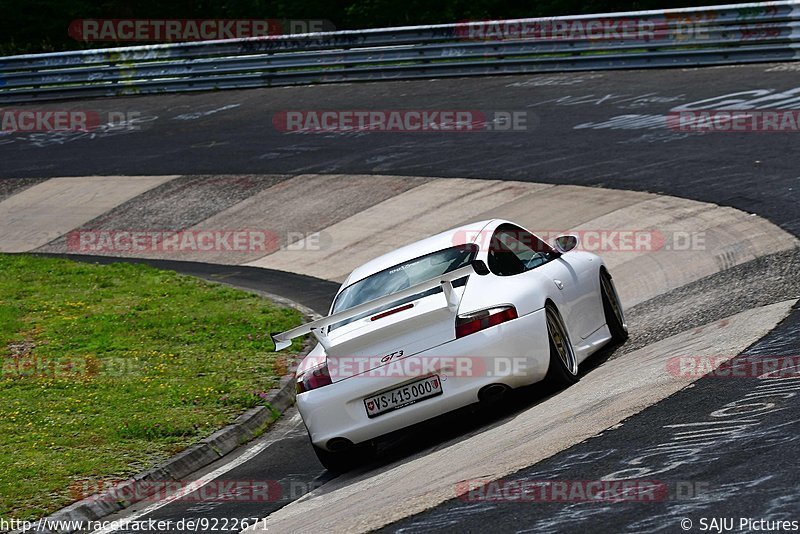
xmin=332 ymin=244 xmax=478 ymax=314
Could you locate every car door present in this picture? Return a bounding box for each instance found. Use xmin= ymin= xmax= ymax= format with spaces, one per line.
xmin=486 ymin=224 xmax=596 ymax=340
xmin=542 ymin=252 xmax=602 ymax=339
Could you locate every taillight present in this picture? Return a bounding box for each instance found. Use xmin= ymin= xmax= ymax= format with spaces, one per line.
xmin=296 ymin=361 xmax=332 ymax=394
xmin=455 ymin=306 xmax=518 ymax=338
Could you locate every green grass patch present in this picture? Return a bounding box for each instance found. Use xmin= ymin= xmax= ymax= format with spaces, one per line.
xmin=0 ymin=254 xmax=303 ymax=520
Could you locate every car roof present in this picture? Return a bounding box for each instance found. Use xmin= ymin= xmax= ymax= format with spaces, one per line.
xmin=340 ymin=219 xmax=503 ymax=288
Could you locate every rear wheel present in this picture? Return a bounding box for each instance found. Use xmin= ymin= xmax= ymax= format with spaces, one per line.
xmin=543 ymin=305 xmax=579 ymax=388
xmin=600 ymin=270 xmax=628 ymax=342
xmin=312 ymin=442 xmax=375 ymax=473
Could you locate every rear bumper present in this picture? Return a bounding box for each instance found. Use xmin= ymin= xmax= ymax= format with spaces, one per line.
xmin=297 ymin=307 xmax=550 ymax=450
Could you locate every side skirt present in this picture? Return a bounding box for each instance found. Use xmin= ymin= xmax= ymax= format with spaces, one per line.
xmin=574 ymin=323 xmax=612 ymax=364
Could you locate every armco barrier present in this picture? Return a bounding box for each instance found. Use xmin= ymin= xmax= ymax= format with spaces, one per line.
xmin=0 ymin=1 xmax=799 ymax=104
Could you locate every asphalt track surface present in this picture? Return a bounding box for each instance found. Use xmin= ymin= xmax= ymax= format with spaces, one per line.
xmin=3 ymin=62 xmax=800 ymax=533
xmin=2 ymin=63 xmax=799 ymax=235
xmin=382 ymin=307 xmax=800 ymax=534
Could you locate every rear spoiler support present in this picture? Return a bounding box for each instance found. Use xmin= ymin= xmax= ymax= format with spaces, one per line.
xmin=271 ymin=259 xmax=490 ymax=351
xmin=310 ymin=327 xmax=331 ymax=352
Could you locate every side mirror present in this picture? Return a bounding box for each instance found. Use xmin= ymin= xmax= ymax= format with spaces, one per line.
xmin=553 ymin=234 xmax=579 ymax=254
xmin=471 ymin=259 xmax=490 ymax=275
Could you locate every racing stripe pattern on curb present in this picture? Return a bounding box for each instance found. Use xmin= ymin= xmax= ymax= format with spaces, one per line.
xmin=0 ymin=176 xmax=176 ymax=252
xmin=244 ymin=176 xmax=798 ymax=307
xmin=0 ymin=174 xmax=796 ymax=308
xmin=246 ymin=178 xmax=537 ymax=280
xmin=36 ymin=174 xmax=293 ymax=255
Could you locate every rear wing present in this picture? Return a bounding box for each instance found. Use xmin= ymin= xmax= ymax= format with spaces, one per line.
xmin=271 ymin=259 xmax=490 ymax=351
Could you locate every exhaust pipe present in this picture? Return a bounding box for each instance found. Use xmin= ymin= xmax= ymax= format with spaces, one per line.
xmin=326 ymin=437 xmax=353 ymax=452
xmin=478 ymin=383 xmax=511 ymax=403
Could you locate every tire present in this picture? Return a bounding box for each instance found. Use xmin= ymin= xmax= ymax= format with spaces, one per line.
xmin=600 ymin=269 xmax=628 ymax=343
xmin=312 ymin=442 xmax=375 ymax=473
xmin=543 ymin=305 xmax=579 ymax=388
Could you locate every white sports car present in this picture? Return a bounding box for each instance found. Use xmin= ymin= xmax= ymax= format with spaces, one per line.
xmin=273 ymin=219 xmax=627 ymax=471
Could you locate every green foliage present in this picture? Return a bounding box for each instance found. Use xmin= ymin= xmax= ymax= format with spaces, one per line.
xmin=0 ymin=254 xmax=302 ymax=519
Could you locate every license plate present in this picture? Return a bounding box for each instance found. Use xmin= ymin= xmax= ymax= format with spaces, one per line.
xmin=364 ymin=375 xmax=442 ymax=418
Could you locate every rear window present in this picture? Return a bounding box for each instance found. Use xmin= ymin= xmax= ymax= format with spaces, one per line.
xmin=332 ymin=244 xmax=478 ymax=315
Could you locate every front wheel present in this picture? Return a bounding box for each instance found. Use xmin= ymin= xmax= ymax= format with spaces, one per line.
xmin=543 ymin=305 xmax=579 ymax=388
xmin=600 ymin=270 xmax=628 ymax=343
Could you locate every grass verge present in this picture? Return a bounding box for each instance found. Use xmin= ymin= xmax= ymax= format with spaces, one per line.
xmin=0 ymin=254 xmax=303 ymax=520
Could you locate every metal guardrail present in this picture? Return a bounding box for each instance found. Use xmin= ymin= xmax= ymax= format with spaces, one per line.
xmin=1 ymin=1 xmax=799 ymax=104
